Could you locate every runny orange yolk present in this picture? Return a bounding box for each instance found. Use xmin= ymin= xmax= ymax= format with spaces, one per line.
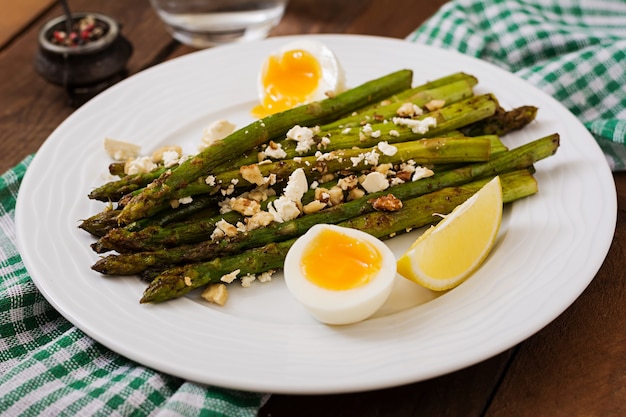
xmin=252 ymin=49 xmax=322 ymax=118
xmin=300 ymin=228 xmax=383 ymax=291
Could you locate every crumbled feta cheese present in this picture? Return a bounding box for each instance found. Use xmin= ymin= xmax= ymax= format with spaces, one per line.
xmin=350 ymin=149 xmax=380 ymax=167
xmin=361 ymin=171 xmax=390 ymax=193
xmin=286 ymin=125 xmax=317 ymax=153
xmin=177 ymin=155 xmax=191 ymax=165
xmin=220 ymin=184 xmax=236 ymax=196
xmin=350 ymin=153 xmax=365 ymax=167
xmin=125 ymin=156 xmax=157 ymax=175
xmin=359 ymin=123 xmax=380 ymax=140
xmin=161 ymin=150 xmax=181 ymax=167
xmin=241 ymin=274 xmax=256 ymax=288
xmin=318 ymin=136 xmax=331 ymax=149
xmin=178 ymin=196 xmax=193 ymax=205
xmin=257 ymin=270 xmax=275 ymax=283
xmin=341 ymin=127 xmax=352 ymax=134
xmin=205 ymin=175 xmax=217 ymax=186
xmin=389 ymin=129 xmax=400 ymax=137
xmin=412 ymin=166 xmax=435 ymax=181
xmin=400 ymin=160 xmax=417 ymax=172
xmin=265 ymin=173 xmax=277 ymax=186
xmin=264 ymin=141 xmax=287 ymax=159
xmin=392 ymin=116 xmax=437 ymax=134
xmin=236 ymin=222 xmax=247 ymax=233
xmin=315 ymin=151 xmax=336 ymax=162
xmin=151 ymin=145 xmax=182 ymax=164
xmin=364 ymin=150 xmax=380 ymax=166
xmin=283 ymin=168 xmax=308 ymax=202
xmin=218 ymin=198 xmax=233 ymax=214
xmin=220 ymin=269 xmax=241 ymax=284
xmin=104 ymin=137 xmax=141 ymax=161
xmin=212 ymin=219 xmax=238 ymax=239
xmin=377 ymin=141 xmax=398 ymax=156
xmin=337 ymin=175 xmax=358 ymax=190
xmin=268 ymin=196 xmax=300 ymax=223
xmin=200 ymin=119 xmax=236 ymax=149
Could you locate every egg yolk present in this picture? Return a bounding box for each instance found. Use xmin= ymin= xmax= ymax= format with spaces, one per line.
xmin=253 ymin=49 xmax=322 ymax=118
xmin=300 ymin=228 xmax=383 ymax=291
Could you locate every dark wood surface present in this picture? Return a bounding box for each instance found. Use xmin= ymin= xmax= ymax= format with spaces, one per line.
xmin=1 ymin=1 xmax=624 ymax=415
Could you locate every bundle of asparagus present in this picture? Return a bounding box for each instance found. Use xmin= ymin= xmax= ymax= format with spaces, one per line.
xmin=80 ymin=69 xmax=558 ymax=304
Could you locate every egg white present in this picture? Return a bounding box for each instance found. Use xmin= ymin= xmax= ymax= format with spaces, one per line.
xmin=283 ymin=224 xmax=397 ymax=325
xmin=257 ymin=39 xmax=346 ymax=106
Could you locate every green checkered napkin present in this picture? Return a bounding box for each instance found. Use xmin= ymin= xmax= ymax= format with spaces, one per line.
xmin=408 ymin=0 xmax=626 ymax=170
xmin=0 ymin=156 xmax=267 ymax=416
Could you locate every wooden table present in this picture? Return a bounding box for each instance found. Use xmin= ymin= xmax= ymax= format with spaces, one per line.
xmin=1 ymin=1 xmax=624 ymax=415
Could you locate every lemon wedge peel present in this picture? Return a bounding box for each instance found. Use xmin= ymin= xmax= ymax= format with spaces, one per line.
xmin=396 ymin=176 xmax=503 ymax=291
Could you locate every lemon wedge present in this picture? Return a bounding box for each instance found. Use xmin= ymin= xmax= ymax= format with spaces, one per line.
xmin=397 ymin=176 xmax=503 ymax=291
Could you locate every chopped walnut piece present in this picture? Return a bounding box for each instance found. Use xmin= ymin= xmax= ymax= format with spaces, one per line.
xmin=375 ymin=163 xmax=394 ymax=175
xmin=201 ymin=283 xmax=229 ymax=306
xmin=240 ymin=164 xmax=265 ymax=186
xmin=369 ymin=194 xmax=403 ymax=211
xmin=104 ymin=137 xmax=141 ymax=161
xmin=246 ymin=211 xmax=275 ymax=230
xmin=395 ymin=169 xmax=413 ymax=182
xmin=328 ymin=186 xmax=344 ymax=206
xmin=347 ymin=188 xmax=366 ymax=201
xmin=314 ymin=187 xmax=331 ymax=204
xmin=229 ymin=197 xmax=261 ymax=216
xmin=320 ymin=173 xmax=335 ymax=183
xmin=396 ymin=102 xmax=423 ymax=117
xmin=424 ymin=99 xmax=446 ymax=111
xmin=302 ymin=200 xmax=327 ymax=214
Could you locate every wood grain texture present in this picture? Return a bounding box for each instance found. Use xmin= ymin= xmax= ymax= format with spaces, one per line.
xmin=485 ymin=172 xmax=626 ymax=417
xmin=0 ymin=0 xmax=54 ymax=48
xmin=0 ymin=0 xmax=174 ymax=173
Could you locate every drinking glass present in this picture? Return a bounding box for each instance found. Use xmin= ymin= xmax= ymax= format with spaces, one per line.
xmin=150 ymin=0 xmax=289 ymax=48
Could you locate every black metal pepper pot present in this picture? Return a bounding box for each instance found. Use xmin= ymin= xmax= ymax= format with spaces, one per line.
xmin=34 ymin=12 xmax=132 ymax=105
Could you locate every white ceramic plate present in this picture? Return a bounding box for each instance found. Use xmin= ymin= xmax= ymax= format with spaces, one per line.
xmin=16 ymin=35 xmax=616 ymax=394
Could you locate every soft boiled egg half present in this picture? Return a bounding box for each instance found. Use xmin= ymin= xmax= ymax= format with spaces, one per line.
xmin=284 ymin=224 xmax=397 ymax=325
xmin=252 ymin=40 xmax=346 ymax=118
